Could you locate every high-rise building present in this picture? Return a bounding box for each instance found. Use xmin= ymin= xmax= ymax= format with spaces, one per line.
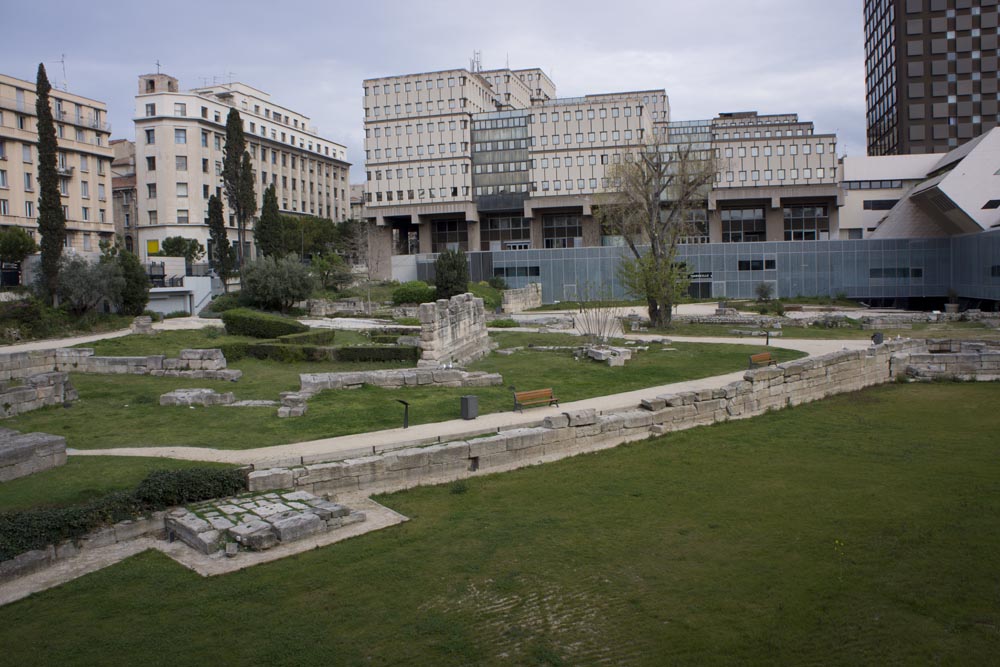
xmin=133 ymin=73 xmax=350 ymax=261
xmin=865 ymin=0 xmax=1000 ymax=155
xmin=0 ymin=72 xmax=114 ymax=255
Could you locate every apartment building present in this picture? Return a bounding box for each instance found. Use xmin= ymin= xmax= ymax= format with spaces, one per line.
xmin=362 ymin=66 xmax=668 ymax=273
xmin=0 ymin=72 xmax=114 ymax=255
xmin=865 ymin=0 xmax=1000 ymax=155
xmin=133 ymin=73 xmax=350 ymax=261
xmin=110 ymin=139 xmax=137 ymax=252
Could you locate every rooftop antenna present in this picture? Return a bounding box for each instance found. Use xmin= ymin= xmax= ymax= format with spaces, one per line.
xmin=470 ymin=51 xmax=482 ymax=73
xmin=506 ymin=53 xmax=510 ymax=69
xmin=226 ymin=71 xmax=236 ymax=86
xmin=155 ymin=59 xmax=161 ymax=74
xmin=47 ymin=54 xmax=69 ymax=90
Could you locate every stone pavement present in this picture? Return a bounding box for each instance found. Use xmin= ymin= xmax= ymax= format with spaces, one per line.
xmin=71 ymin=335 xmax=873 ymax=468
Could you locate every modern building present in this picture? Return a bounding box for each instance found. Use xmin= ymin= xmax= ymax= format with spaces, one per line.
xmin=0 ymin=72 xmax=115 ymax=255
xmin=349 ymin=183 xmax=365 ymax=220
xmin=133 ymin=73 xmax=350 ymax=262
xmin=864 ymin=0 xmax=1000 ymax=155
xmin=110 ymin=138 xmax=137 ymax=252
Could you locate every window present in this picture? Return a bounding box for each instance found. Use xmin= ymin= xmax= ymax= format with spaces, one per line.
xmin=81 ymin=207 xmax=90 ymax=221
xmin=542 ymin=214 xmax=582 ymax=248
xmin=25 ymin=201 xmax=34 ymax=217
xmin=721 ymin=208 xmax=766 ymax=242
xmin=98 ymin=183 xmax=106 ymax=200
xmin=173 ymin=103 xmax=186 ymax=116
xmin=174 ymin=129 xmax=187 ymax=144
xmin=22 ymin=145 xmax=32 ymax=163
xmin=480 ymin=216 xmax=531 ymax=250
xmin=176 ymin=182 xmax=188 ymax=198
xmin=148 ymin=211 xmax=157 ymax=226
xmin=863 ymin=200 xmax=898 ymax=211
xmin=145 ymin=103 xmax=156 ymax=117
xmin=23 ymin=173 xmax=33 ymax=191
xmin=147 ymin=184 xmax=157 ymax=198
xmin=783 ymin=205 xmax=830 ymax=241
xmin=145 ymin=129 xmax=155 ymax=144
xmin=0 ymin=170 xmax=6 ymax=188
xmin=176 ymin=155 xmax=187 ymax=171
xmin=431 ymin=219 xmax=468 ymax=252
xmin=737 ymin=259 xmax=776 ymax=271
xmin=146 ymin=156 xmax=156 ymax=171
xmin=983 ymin=200 xmax=1000 ymax=210
xmin=0 ymin=200 xmax=7 ymax=215
xmin=201 ymin=131 xmax=209 ymax=147
xmin=177 ymin=209 xmax=189 ymax=223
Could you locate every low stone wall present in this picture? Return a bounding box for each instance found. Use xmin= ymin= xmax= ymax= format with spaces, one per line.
xmin=251 ymin=339 xmax=941 ymax=498
xmin=307 ymin=298 xmax=367 ymax=317
xmin=0 ymin=372 xmax=77 ymax=419
xmin=902 ymin=339 xmax=1000 ymax=381
xmin=300 ymin=368 xmax=503 ymax=394
xmin=674 ymin=314 xmax=785 ymax=327
xmin=502 ymin=283 xmax=542 ymax=314
xmin=0 ymin=428 xmax=67 ymax=482
xmin=0 ymin=348 xmax=241 ymax=382
xmin=417 ymin=293 xmax=492 ymax=368
xmin=0 ymin=512 xmax=166 ymax=583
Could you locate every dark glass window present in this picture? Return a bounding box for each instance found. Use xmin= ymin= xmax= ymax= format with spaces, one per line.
xmin=721 ymin=207 xmax=766 ymax=242
xmin=783 ymin=205 xmax=830 ymax=241
xmin=431 ymin=219 xmax=468 ymax=253
xmin=542 ymin=214 xmax=582 ymax=248
xmin=481 ymin=216 xmax=530 ymax=249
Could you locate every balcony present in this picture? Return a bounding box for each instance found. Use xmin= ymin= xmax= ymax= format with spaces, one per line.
xmin=55 ymin=109 xmax=112 ymax=133
xmin=56 ymin=165 xmax=74 ymax=177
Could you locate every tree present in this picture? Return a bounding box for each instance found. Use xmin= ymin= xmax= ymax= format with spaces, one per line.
xmin=241 ymin=255 xmax=315 ymax=312
xmin=56 ymin=255 xmax=125 ymax=316
xmin=434 ymin=248 xmax=470 ymax=300
xmin=155 ymin=236 xmax=205 ymax=264
xmin=221 ymin=108 xmax=256 ymax=278
xmin=254 ymin=184 xmax=283 ymax=257
xmin=311 ymin=252 xmax=353 ymax=291
xmin=595 ymin=142 xmax=716 ymax=327
xmin=0 ymin=227 xmax=38 ymax=286
xmin=207 ymin=195 xmax=235 ymax=292
xmin=100 ymin=238 xmax=150 ymax=315
xmin=35 ymin=63 xmax=65 ymax=305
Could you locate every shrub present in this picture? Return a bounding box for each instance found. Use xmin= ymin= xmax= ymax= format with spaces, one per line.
xmin=0 ymin=467 xmax=247 ymax=562
xmin=114 ymin=249 xmax=150 ymax=316
xmin=434 ymin=249 xmax=470 ymax=300
xmin=336 ymin=346 xmax=419 ymax=363
xmin=369 ymin=334 xmax=399 ymax=344
xmin=55 ymin=255 xmax=125 ymax=316
xmin=755 ymin=282 xmax=774 ymax=302
xmin=164 ymin=311 xmax=189 ymax=319
xmin=221 ymin=308 xmax=308 ymax=338
xmin=392 ymin=281 xmax=436 ymax=305
xmin=487 ymin=275 xmax=508 ymax=290
xmin=241 ymin=255 xmax=315 ymax=312
xmin=487 ymin=318 xmax=519 ymax=328
xmin=206 ymin=293 xmax=243 ymax=313
xmin=141 ymin=309 xmax=164 ymax=322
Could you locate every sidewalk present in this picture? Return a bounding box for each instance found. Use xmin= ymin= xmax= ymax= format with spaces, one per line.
xmin=0 ymin=316 xmax=211 ymax=354
xmin=71 ymin=336 xmax=872 ymax=468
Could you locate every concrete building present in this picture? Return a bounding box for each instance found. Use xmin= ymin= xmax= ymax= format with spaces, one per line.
xmin=0 ymin=72 xmax=114 ymax=255
xmin=110 ymin=139 xmax=137 ymax=252
xmin=133 ymin=73 xmax=350 ymax=262
xmin=349 ymin=183 xmax=365 ymax=220
xmin=839 ymin=152 xmax=944 ymax=238
xmin=865 ymin=0 xmax=1000 ymax=155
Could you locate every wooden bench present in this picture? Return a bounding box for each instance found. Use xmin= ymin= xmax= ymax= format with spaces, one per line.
xmin=512 ymin=387 xmax=559 ymax=412
xmin=748 ymin=352 xmax=778 ymax=369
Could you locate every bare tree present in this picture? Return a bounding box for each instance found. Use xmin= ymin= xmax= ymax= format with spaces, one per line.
xmin=596 ymin=142 xmax=716 ymax=327
xmin=573 ymin=282 xmax=626 ymax=345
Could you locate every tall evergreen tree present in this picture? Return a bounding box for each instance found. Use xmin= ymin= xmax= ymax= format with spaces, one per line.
xmin=254 ymin=184 xmax=283 ymax=257
xmin=35 ymin=63 xmax=65 ymax=304
xmin=207 ymin=195 xmax=235 ymax=292
xmin=221 ymin=108 xmax=256 ymax=281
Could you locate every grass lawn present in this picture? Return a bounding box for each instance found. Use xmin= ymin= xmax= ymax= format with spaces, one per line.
xmin=5 ymin=332 xmax=801 ymax=450
xmin=1 ymin=382 xmax=998 ymax=665
xmin=0 ymin=457 xmax=234 ymax=513
xmin=656 ymin=319 xmax=999 ymax=340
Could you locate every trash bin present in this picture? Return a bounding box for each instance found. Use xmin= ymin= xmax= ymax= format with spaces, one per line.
xmin=460 ymin=395 xmax=478 ymax=420
xmin=871 ymin=332 xmax=884 ymax=345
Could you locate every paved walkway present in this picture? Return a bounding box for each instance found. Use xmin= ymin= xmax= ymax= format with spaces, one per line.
xmin=0 ymin=316 xmax=210 ymax=354
xmin=71 ymin=335 xmax=872 ymax=467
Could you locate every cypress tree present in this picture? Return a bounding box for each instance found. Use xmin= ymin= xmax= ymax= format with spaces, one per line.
xmin=35 ymin=63 xmax=65 ymax=304
xmin=254 ymin=184 xmax=283 ymax=257
xmin=222 ymin=108 xmax=256 ymax=280
xmin=207 ymin=195 xmax=234 ymax=292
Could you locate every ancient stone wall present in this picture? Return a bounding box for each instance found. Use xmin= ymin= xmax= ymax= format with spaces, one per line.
xmin=0 ymin=348 xmax=240 ymax=382
xmin=0 ymin=372 xmax=77 ymax=419
xmin=251 ymin=339 xmax=948 ymax=497
xmin=502 ymin=283 xmax=543 ymax=314
xmin=0 ymin=428 xmax=67 ymax=482
xmin=299 ymin=368 xmax=502 ymax=394
xmin=417 ymin=293 xmax=492 ymax=368
xmin=902 ymin=339 xmax=1000 ymax=381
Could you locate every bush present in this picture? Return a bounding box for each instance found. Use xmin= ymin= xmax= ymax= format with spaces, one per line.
xmin=392 ymin=281 xmax=436 ymax=305
xmin=369 ymin=334 xmax=399 ymax=344
xmin=336 ymin=346 xmax=419 ymax=363
xmin=221 ymin=308 xmax=308 ymax=338
xmin=206 ymin=293 xmax=244 ymax=313
xmin=164 ymin=311 xmax=189 ymax=319
xmin=755 ymin=282 xmax=774 ymax=302
xmin=241 ymin=255 xmax=315 ymax=312
xmin=142 ymin=309 xmax=164 ymax=322
xmin=55 ymin=255 xmax=125 ymax=316
xmin=0 ymin=467 xmax=247 ymax=562
xmin=220 ymin=342 xmax=336 ymax=363
xmin=434 ymin=249 xmax=470 ymax=300
xmin=487 ymin=275 xmax=508 ymax=290
xmin=487 ymin=318 xmax=519 ymax=328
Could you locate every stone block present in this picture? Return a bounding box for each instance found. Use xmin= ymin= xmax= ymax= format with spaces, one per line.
xmin=641 ymin=397 xmax=666 ymax=411
xmin=272 ymin=512 xmax=325 ymax=542
xmin=543 ymin=414 xmax=570 ymax=429
xmin=248 ymin=468 xmax=294 ymax=492
xmin=564 ymin=409 xmax=597 ymax=426
xmin=0 ymin=547 xmax=55 ymax=583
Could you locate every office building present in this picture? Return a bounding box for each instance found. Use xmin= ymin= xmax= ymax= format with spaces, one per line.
xmin=110 ymin=138 xmax=137 ymax=252
xmin=0 ymin=72 xmax=114 ymax=255
xmin=133 ymin=73 xmax=350 ymax=261
xmin=865 ymin=0 xmax=1000 ymax=155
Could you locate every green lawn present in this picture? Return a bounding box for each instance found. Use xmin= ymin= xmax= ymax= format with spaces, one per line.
xmin=1 ymin=382 xmax=998 ymax=665
xmin=5 ymin=332 xmax=800 ymax=450
xmin=0 ymin=457 xmax=233 ymax=513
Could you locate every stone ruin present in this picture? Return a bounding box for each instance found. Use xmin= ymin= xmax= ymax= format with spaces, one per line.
xmin=417 ymin=293 xmax=493 ymax=368
xmin=131 ymin=316 xmax=155 ymax=335
xmin=0 ymin=428 xmax=66 ymax=482
xmin=165 ymin=489 xmax=365 ymax=555
xmin=501 ymin=283 xmax=543 ymax=314
xmin=0 ymin=372 xmax=77 ymax=418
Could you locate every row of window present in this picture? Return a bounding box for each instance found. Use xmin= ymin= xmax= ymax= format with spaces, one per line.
xmin=0 ymin=198 xmax=105 ymax=223
xmin=368 ymin=119 xmax=469 ymax=137
xmin=370 ymin=164 xmax=468 ymax=180
xmin=368 ymin=142 xmax=467 ymax=160
xmin=721 ymin=167 xmax=830 ymax=183
xmin=368 ymin=187 xmax=470 ymax=203
xmin=366 ymin=76 xmax=468 ymax=97
xmin=723 ymin=142 xmax=832 ymax=158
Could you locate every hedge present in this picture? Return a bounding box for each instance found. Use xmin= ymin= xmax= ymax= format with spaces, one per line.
xmin=392 ymin=281 xmax=436 ymax=305
xmin=277 ymin=329 xmax=337 ymax=345
xmin=220 ymin=342 xmax=337 ymax=363
xmin=221 ymin=308 xmax=309 ymax=338
xmin=336 ymin=345 xmax=420 ymax=363
xmin=369 ymin=334 xmax=400 ymax=345
xmin=0 ymin=467 xmax=247 ymax=562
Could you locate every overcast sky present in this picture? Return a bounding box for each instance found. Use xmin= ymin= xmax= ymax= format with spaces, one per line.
xmin=3 ymin=0 xmax=867 ymax=180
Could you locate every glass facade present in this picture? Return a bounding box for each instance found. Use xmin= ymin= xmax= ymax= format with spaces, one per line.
xmin=542 ymin=214 xmax=583 ymax=248
xmin=721 ymin=207 xmax=766 ymax=242
xmin=783 ymin=204 xmax=830 ymax=241
xmin=431 ymin=219 xmax=467 ymax=252
xmin=481 ymin=215 xmax=531 ymax=250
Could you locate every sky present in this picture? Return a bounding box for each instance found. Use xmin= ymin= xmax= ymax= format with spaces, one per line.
xmin=2 ymin=0 xmax=868 ymax=181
